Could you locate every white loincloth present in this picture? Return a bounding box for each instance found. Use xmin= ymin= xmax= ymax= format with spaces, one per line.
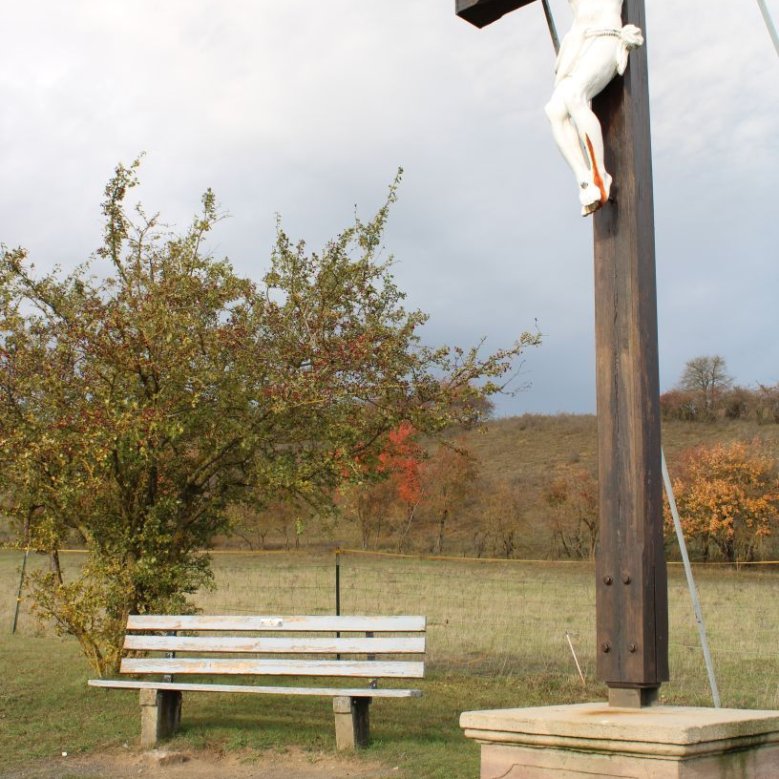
xmin=583 ymin=24 xmax=644 ymax=75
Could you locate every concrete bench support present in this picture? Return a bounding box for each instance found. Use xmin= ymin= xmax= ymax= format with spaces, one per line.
xmin=333 ymin=696 xmax=371 ymax=750
xmin=140 ymin=689 xmax=181 ymax=747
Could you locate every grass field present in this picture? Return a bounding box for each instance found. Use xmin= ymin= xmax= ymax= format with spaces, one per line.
xmin=3 ymin=549 xmax=779 ymax=777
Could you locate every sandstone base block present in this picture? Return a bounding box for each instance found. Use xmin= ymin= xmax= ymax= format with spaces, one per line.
xmin=460 ymin=703 xmax=779 ymax=778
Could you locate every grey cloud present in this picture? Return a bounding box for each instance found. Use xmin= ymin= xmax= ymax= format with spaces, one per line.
xmin=1 ymin=0 xmax=777 ymax=416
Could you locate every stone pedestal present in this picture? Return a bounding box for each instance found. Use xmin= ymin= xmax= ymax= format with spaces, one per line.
xmin=461 ymin=703 xmax=779 ymax=778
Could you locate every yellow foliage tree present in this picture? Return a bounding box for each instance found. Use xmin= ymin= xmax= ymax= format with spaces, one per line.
xmin=665 ymin=440 xmax=779 ymax=562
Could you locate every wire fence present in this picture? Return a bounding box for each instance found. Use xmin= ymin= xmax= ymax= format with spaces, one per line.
xmin=4 ymin=548 xmax=779 ymax=709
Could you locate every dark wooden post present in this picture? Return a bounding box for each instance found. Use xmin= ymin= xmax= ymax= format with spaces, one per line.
xmin=592 ymin=0 xmax=668 ymax=703
xmin=455 ymin=0 xmax=670 ymax=705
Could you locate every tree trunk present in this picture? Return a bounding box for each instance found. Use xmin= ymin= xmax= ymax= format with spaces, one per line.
xmin=49 ymin=548 xmax=64 ymax=585
xmin=434 ymin=509 xmax=448 ymax=554
xmin=396 ymin=503 xmax=419 ymax=553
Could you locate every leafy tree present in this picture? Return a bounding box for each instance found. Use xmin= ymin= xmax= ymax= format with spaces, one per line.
xmin=377 ymin=422 xmax=425 ymax=553
xmin=337 ymin=476 xmax=396 ymax=550
xmin=224 ymin=503 xmax=274 ymax=551
xmin=664 ymin=440 xmax=779 ymax=562
xmin=542 ymin=468 xmax=599 ymax=559
xmin=754 ymin=384 xmax=779 ymax=425
xmin=677 ymin=355 xmax=733 ymax=417
xmin=480 ymin=478 xmax=528 ymax=559
xmin=336 ymin=422 xmax=422 ymax=551
xmin=225 ymin=499 xmax=317 ymax=551
xmin=421 ymin=441 xmax=479 ymax=554
xmin=661 ymin=382 xmax=779 ymax=425
xmin=340 ymin=430 xmax=479 ymax=553
xmin=0 ymin=160 xmax=538 ymax=673
xmin=659 ymin=389 xmax=699 ymax=422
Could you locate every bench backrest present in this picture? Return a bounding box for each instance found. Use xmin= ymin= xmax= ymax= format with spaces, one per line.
xmin=121 ymin=615 xmax=426 ymax=681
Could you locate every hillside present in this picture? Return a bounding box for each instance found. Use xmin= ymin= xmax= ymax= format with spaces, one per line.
xmin=215 ymin=413 xmax=779 ymax=558
xmin=427 ymin=414 xmax=779 ymax=558
xmin=6 ymin=414 xmax=779 ymax=559
xmin=464 ymin=413 xmax=779 ymax=483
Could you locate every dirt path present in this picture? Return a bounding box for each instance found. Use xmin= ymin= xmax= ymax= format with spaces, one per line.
xmin=2 ymin=747 xmax=399 ymax=779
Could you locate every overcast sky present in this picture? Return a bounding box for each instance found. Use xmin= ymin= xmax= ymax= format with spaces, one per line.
xmin=2 ymin=0 xmax=778 ymax=416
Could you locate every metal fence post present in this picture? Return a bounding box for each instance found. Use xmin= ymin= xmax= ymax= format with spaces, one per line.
xmin=11 ymin=548 xmax=30 ymax=634
xmin=335 ymin=550 xmax=341 ymax=659
xmin=335 ymin=549 xmax=341 ymax=617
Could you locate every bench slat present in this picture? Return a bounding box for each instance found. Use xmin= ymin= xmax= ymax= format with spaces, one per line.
xmin=124 ymin=635 xmax=425 ymax=654
xmin=89 ymin=679 xmax=422 ymax=698
xmin=121 ymin=657 xmax=424 ymax=678
xmin=126 ymin=615 xmax=425 ymax=633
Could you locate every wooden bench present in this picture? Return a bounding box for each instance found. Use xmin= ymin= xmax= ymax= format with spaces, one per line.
xmin=88 ymin=614 xmax=425 ymax=750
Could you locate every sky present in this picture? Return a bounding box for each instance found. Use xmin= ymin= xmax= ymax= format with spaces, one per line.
xmin=1 ymin=0 xmax=777 ymax=416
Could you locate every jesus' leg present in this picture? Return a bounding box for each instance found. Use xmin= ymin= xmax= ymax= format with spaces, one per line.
xmin=570 ymin=101 xmax=612 ymax=209
xmin=559 ymin=84 xmax=613 ymax=212
xmin=545 ymin=90 xmax=601 ymax=212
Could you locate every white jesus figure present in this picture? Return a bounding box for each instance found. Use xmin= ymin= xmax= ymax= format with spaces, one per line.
xmin=545 ymin=0 xmax=644 ymax=216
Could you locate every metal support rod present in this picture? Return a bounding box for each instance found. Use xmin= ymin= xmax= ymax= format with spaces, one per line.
xmin=541 ymin=0 xmax=560 ymax=53
xmin=756 ymin=0 xmax=779 ymax=57
xmin=661 ymin=449 xmax=721 ymax=707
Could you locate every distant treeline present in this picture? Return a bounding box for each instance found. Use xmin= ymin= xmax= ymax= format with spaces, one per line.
xmin=660 ymin=385 xmax=779 ymax=424
xmin=5 ymin=406 xmax=778 ymax=564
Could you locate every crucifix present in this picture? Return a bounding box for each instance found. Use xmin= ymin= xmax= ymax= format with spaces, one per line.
xmin=456 ymin=0 xmax=669 ymax=707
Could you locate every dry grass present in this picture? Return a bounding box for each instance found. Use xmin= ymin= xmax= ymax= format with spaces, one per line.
xmin=195 ymin=550 xmax=779 ymax=709
xmin=4 ymin=548 xmax=779 ymax=777
xmin=463 ymin=414 xmax=779 ymax=483
xmin=8 ymin=549 xmax=777 ymax=707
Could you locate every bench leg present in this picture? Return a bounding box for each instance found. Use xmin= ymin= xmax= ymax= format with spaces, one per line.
xmin=333 ymin=696 xmax=371 ymax=750
xmin=139 ymin=689 xmax=182 ymax=747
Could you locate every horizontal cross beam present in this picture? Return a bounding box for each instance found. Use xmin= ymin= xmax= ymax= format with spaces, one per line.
xmin=455 ymin=0 xmax=536 ymax=28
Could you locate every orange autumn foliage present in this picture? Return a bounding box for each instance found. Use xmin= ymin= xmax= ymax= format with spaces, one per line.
xmin=665 ymin=440 xmax=779 ymax=562
xmin=378 ymin=422 xmax=423 ymax=507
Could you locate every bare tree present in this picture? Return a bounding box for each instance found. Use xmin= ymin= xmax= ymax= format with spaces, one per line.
xmin=677 ymin=355 xmax=733 ymax=416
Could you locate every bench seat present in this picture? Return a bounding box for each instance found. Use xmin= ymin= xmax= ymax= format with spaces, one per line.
xmin=89 ymin=679 xmax=422 ymax=697
xmin=88 ymin=614 xmax=425 ymax=749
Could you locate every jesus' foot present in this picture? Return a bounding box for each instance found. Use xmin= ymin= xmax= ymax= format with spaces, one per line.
xmin=596 ymin=171 xmax=613 ymax=205
xmin=579 ymin=182 xmax=603 ymax=216
xmin=579 ymin=173 xmax=613 ymax=217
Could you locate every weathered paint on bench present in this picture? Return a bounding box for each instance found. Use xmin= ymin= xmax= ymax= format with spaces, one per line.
xmin=123 ymin=634 xmax=426 ymax=655
xmin=125 ymin=614 xmax=425 ymax=632
xmin=88 ymin=614 xmax=426 ymax=750
xmin=88 ymin=679 xmax=423 ymax=698
xmin=120 ymin=657 xmax=424 ymax=678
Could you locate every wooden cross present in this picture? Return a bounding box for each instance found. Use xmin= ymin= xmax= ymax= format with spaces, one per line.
xmin=456 ymin=0 xmax=669 ymax=706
